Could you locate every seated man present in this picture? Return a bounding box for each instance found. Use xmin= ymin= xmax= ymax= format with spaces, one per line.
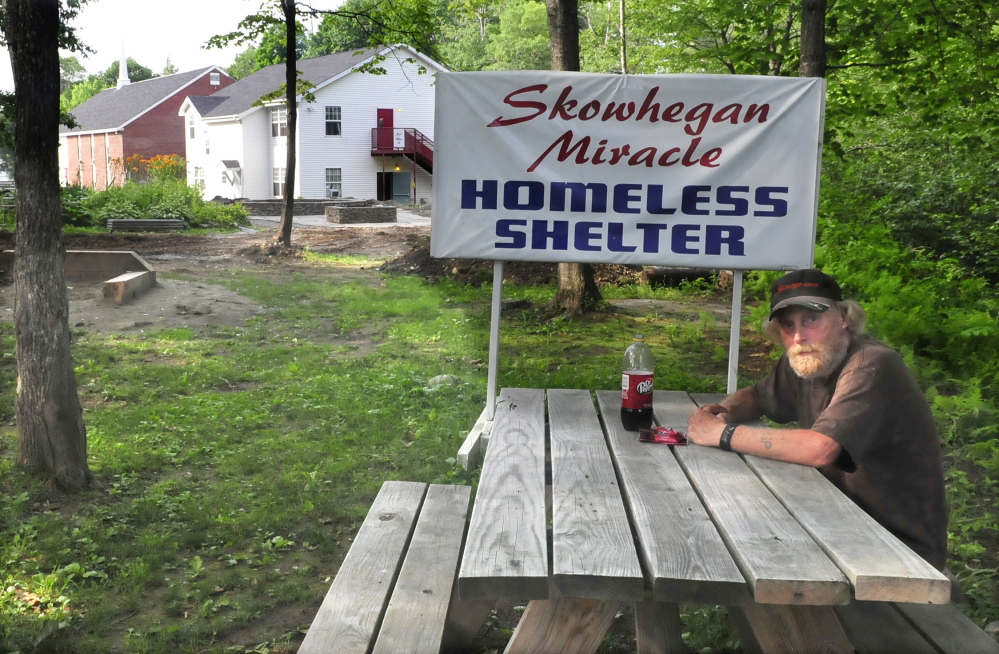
xmin=687 ymin=269 xmax=948 ymax=570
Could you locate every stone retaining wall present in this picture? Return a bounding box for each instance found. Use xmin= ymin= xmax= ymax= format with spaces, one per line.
xmin=237 ymin=199 xmax=378 ymax=216
xmin=325 ymin=206 xmax=397 ymax=224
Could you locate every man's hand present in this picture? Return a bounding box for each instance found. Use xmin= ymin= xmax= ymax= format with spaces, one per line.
xmin=698 ymin=403 xmax=728 ymax=417
xmin=687 ymin=406 xmax=727 ymax=447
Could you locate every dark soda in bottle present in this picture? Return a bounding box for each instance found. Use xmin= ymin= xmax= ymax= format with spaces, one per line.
xmin=621 ymin=334 xmax=655 ymax=431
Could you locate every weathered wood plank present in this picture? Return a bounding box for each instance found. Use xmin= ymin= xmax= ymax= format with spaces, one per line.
xmin=731 ymin=604 xmax=854 ymax=654
xmin=373 ymin=484 xmax=471 ymax=654
xmin=548 ymin=389 xmax=644 ymax=600
xmin=894 ymin=602 xmax=999 ymax=654
xmin=634 ymin=600 xmax=684 ymax=654
xmin=457 ymin=406 xmax=491 ymax=470
xmin=835 ymin=601 xmax=938 ymax=654
xmin=745 ymin=456 xmax=951 ymax=604
xmin=503 ymin=597 xmax=622 ymax=654
xmin=299 ymin=481 xmax=426 ymax=654
xmin=662 ymin=391 xmax=851 ymax=606
xmin=597 ymin=390 xmax=748 ymax=605
xmin=459 ymin=388 xmax=548 ymax=600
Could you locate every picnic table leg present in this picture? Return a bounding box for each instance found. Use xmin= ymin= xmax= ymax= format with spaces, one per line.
xmin=635 ymin=600 xmax=684 ymax=654
xmin=728 ymin=603 xmax=853 ymax=654
xmin=503 ymin=598 xmax=622 ymax=654
xmin=441 ymin=589 xmax=493 ymax=654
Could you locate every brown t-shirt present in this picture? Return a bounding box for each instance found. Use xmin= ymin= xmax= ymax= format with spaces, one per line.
xmin=751 ymin=335 xmax=948 ymax=570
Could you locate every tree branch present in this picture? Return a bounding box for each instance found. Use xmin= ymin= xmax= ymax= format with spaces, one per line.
xmin=828 ymin=58 xmax=914 ymax=70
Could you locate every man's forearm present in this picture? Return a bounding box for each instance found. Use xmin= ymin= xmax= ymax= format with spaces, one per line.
xmin=726 ymin=424 xmax=841 ymax=467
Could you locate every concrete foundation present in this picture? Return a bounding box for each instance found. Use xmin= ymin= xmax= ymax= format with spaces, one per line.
xmin=1 ymin=250 xmax=157 ymax=303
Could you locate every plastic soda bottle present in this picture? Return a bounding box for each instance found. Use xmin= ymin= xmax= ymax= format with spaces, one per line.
xmin=621 ymin=334 xmax=655 ymax=431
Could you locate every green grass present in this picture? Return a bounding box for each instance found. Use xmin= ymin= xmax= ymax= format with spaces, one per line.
xmin=0 ymin=262 xmax=996 ymax=653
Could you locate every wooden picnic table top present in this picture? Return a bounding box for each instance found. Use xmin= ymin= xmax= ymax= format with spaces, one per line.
xmin=457 ymin=387 xmax=951 ymax=652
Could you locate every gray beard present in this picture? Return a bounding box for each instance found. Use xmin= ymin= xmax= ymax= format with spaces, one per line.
xmin=788 ymin=335 xmax=851 ymax=380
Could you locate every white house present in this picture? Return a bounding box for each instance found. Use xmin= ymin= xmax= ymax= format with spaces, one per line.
xmin=179 ymin=45 xmax=444 ymax=204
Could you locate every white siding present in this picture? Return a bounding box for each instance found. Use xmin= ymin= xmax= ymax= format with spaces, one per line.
xmin=182 ymin=108 xmax=207 ymax=190
xmin=296 ymin=55 xmax=438 ymax=203
xmin=201 ymin=121 xmax=244 ymax=200
xmin=240 ymin=110 xmax=272 ymax=200
xmin=196 ymin=48 xmax=440 ymax=202
xmin=58 ymin=136 xmax=69 ymax=184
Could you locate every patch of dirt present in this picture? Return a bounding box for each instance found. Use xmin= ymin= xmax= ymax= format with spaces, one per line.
xmin=0 ymin=225 xmax=430 ymax=335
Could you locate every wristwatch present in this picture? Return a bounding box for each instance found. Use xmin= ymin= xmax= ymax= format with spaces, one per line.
xmin=719 ymin=424 xmax=737 ymax=452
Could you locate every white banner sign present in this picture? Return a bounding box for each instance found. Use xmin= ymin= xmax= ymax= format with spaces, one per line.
xmin=431 ymin=71 xmax=826 ymax=270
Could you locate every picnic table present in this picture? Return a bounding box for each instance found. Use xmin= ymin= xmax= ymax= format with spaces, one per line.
xmin=457 ymin=387 xmax=953 ymax=653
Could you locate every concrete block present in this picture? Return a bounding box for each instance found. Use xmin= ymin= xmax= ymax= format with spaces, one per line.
xmin=102 ymin=270 xmax=156 ymax=304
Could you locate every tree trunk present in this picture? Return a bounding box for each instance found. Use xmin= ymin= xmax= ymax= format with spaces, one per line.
xmin=276 ymin=0 xmax=297 ymax=246
xmin=545 ymin=0 xmax=602 ymax=315
xmin=4 ymin=0 xmax=94 ymax=490
xmin=800 ymin=0 xmax=827 ymax=78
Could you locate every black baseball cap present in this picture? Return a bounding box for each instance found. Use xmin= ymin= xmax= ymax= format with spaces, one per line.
xmin=769 ymin=269 xmax=843 ymax=320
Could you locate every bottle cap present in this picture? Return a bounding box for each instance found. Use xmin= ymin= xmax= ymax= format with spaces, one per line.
xmin=633 ymin=334 xmax=644 ymax=341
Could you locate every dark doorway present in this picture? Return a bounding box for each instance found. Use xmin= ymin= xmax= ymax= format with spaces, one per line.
xmin=376 ymin=171 xmax=411 ymax=203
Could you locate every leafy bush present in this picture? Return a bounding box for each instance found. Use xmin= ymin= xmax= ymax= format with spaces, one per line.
xmin=0 ymin=187 xmax=15 ymax=230
xmin=147 ymin=192 xmax=194 ymax=225
xmin=60 ymin=185 xmax=96 ymax=227
xmin=96 ymin=198 xmax=141 ymax=222
xmin=192 ymin=201 xmax=250 ymax=229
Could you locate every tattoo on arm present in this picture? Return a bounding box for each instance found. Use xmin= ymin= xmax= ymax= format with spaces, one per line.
xmin=760 ymin=435 xmax=773 ymax=450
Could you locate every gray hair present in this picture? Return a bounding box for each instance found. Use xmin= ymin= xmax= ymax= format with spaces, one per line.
xmin=762 ymin=299 xmax=867 ymax=344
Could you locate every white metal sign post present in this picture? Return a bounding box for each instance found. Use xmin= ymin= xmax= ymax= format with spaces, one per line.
xmin=433 ymin=72 xmax=826 ymax=423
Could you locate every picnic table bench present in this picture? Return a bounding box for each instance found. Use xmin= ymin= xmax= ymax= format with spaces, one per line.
xmin=298 ymin=481 xmax=491 ymax=654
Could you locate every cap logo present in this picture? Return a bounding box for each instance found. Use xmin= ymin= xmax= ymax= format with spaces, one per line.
xmin=777 ymin=282 xmax=821 ymax=293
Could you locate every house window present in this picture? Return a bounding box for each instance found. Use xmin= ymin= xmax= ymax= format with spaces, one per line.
xmin=325 ymin=106 xmax=342 ymax=136
xmin=188 ymin=116 xmax=195 ymax=139
xmin=210 ymin=72 xmax=221 ymax=86
xmin=193 ymin=167 xmax=205 ymax=191
xmin=273 ymin=167 xmax=286 ymax=197
xmin=271 ymin=107 xmax=287 ymax=137
xmin=325 ymin=168 xmax=342 ymax=198
xmin=205 ymin=137 xmax=210 ymax=155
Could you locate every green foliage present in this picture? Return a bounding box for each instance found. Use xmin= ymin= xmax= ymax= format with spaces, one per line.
xmin=255 ymin=23 xmax=307 ymax=68
xmin=146 ymin=193 xmax=194 ymax=224
xmin=306 ymin=0 xmax=442 ymax=58
xmin=307 ymin=0 xmax=377 ymax=55
xmin=226 ymin=46 xmax=260 ymax=80
xmin=0 ymin=186 xmax=15 ymax=230
xmin=60 ymin=58 xmax=156 ymax=111
xmin=191 ymin=201 xmax=250 ymax=229
xmin=432 ymin=0 xmax=499 ymax=71
xmin=825 ymin=127 xmax=999 ymax=282
xmin=485 ymin=0 xmax=550 ymax=71
xmin=95 ymin=197 xmax=142 ymax=222
xmin=59 ymin=55 xmax=86 ymax=93
xmin=77 ymin=179 xmax=248 ymax=229
xmin=60 ymin=184 xmax=95 ymax=227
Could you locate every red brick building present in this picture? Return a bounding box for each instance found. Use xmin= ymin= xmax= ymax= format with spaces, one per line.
xmin=59 ymin=66 xmax=234 ymax=189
